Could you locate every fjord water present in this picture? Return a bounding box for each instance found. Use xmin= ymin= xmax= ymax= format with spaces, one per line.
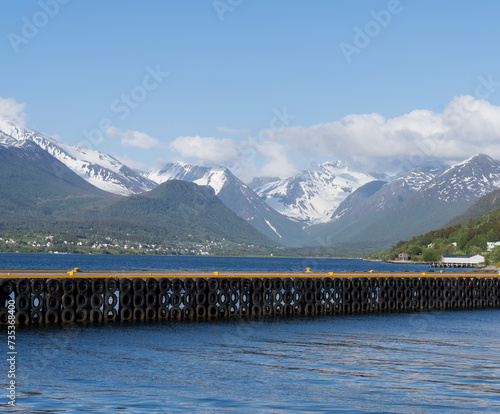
xmin=2 ymin=254 xmax=499 ymax=413
xmin=0 ymin=252 xmax=483 ymax=272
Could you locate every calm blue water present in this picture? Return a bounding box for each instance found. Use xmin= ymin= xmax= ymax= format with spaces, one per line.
xmin=0 ymin=252 xmax=482 ymax=272
xmin=1 ymin=254 xmax=499 ymax=413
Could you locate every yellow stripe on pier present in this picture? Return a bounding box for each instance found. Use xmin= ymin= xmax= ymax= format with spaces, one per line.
xmin=0 ymin=269 xmax=498 ymax=279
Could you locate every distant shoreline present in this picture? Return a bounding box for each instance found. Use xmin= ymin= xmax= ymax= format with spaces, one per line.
xmin=364 ymin=258 xmax=499 ymax=272
xmin=0 ymin=251 xmax=361 ymax=260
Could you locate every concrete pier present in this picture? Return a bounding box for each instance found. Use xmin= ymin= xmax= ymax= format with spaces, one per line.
xmin=1 ymin=270 xmax=499 ymax=324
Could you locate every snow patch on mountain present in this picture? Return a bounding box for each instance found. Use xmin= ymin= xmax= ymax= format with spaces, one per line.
xmin=0 ymin=130 xmax=19 ymax=147
xmin=264 ymin=219 xmax=282 ymax=238
xmin=145 ymin=163 xmax=229 ymax=195
xmin=423 ymin=154 xmax=500 ymax=202
xmin=392 ymin=168 xmax=439 ymax=192
xmin=254 ymin=161 xmax=377 ymax=225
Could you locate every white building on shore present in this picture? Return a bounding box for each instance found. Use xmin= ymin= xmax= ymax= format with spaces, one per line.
xmin=441 ymin=254 xmax=484 ymax=265
xmin=487 ymin=242 xmax=500 ymax=252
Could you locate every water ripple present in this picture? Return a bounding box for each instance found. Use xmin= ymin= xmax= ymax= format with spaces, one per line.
xmin=8 ymin=310 xmax=500 ymax=413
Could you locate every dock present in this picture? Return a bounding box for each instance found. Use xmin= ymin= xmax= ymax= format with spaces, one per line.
xmin=1 ymin=269 xmax=499 ymax=324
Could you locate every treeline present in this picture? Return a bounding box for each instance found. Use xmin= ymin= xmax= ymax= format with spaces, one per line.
xmin=370 ymin=208 xmax=500 ymax=264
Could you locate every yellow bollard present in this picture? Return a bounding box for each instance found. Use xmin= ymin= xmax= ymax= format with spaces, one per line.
xmin=306 ymin=268 xmax=311 ymax=273
xmin=421 ymin=272 xmax=426 ymax=276
xmin=213 ymin=271 xmax=219 ymax=276
xmin=328 ymin=272 xmax=333 ymax=276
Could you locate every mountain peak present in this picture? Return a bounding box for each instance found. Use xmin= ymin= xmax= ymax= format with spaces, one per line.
xmin=452 ymin=153 xmax=493 ymax=168
xmin=146 ymin=162 xmax=231 ymax=194
xmin=101 ymin=178 xmax=274 ymax=246
xmin=248 ymin=176 xmax=280 ymax=190
xmin=321 ymin=160 xmax=347 ymax=169
xmin=0 ymin=120 xmax=156 ymax=196
xmin=255 ymin=162 xmax=376 ymax=224
xmin=144 ymin=162 xmax=306 ymax=245
xmin=443 ymin=153 xmax=495 ymax=171
xmin=424 ymin=154 xmax=500 ymax=203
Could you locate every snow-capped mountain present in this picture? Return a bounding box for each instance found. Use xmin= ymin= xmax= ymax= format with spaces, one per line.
xmin=0 ymin=130 xmax=20 ymax=147
xmin=0 ymin=118 xmax=156 ymax=196
xmin=248 ymin=176 xmax=280 ymax=190
xmin=145 ymin=163 xmax=306 ymax=246
xmin=331 ymin=166 xmax=440 ymax=223
xmin=420 ymin=154 xmax=500 ymax=202
xmin=146 ymin=162 xmax=229 ymax=194
xmin=0 ymin=137 xmax=109 ymax=197
xmin=254 ymin=161 xmax=378 ymax=225
xmin=308 ymin=154 xmax=500 ymax=247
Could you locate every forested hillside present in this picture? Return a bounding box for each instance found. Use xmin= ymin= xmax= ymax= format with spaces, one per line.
xmin=370 ymin=207 xmax=500 ymax=264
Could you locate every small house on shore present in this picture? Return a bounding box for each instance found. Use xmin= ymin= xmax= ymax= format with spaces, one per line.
xmin=396 ymin=252 xmax=410 ymax=261
xmin=487 ymin=242 xmax=500 ymax=252
xmin=441 ymin=254 xmax=484 ymax=265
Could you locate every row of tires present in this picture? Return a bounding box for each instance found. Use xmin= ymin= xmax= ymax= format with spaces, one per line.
xmin=1 ymin=276 xmax=499 ymax=324
xmin=3 ymin=294 xmax=498 ymax=324
xmin=4 ymin=285 xmax=497 ymax=312
xmin=2 ymin=277 xmax=499 ymax=297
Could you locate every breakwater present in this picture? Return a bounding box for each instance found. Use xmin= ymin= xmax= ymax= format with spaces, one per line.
xmin=1 ymin=270 xmax=499 ymax=324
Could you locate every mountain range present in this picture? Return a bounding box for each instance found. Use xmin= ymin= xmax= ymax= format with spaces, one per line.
xmin=0 ymin=130 xmax=272 ymax=246
xmin=145 ymin=163 xmax=306 ymax=246
xmin=307 ymin=154 xmax=500 ymax=247
xmin=2 ymin=117 xmax=500 ymax=251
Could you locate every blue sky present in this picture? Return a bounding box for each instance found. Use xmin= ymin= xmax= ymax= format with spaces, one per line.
xmin=2 ymin=0 xmax=500 ymax=180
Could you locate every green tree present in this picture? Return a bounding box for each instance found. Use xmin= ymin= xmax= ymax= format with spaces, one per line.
xmin=422 ymin=247 xmax=441 ymax=262
xmin=487 ymin=246 xmax=500 ymax=265
xmin=407 ymin=245 xmax=422 ymax=257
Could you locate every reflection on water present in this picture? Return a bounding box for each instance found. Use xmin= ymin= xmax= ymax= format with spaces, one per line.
xmin=5 ymin=309 xmax=500 ymax=413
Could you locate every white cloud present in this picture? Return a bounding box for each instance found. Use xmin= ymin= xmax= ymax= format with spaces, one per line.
xmin=114 ymin=154 xmax=147 ymax=171
xmin=170 ymin=136 xmax=240 ymax=164
xmin=254 ymin=141 xmax=299 ymax=178
xmin=177 ymin=96 xmax=500 ymax=179
xmin=169 ymin=134 xmax=299 ymax=181
xmin=0 ymin=96 xmax=27 ymax=126
xmin=106 ymin=126 xmax=161 ymax=149
xmin=106 ymin=125 xmax=121 ymax=138
xmin=266 ymin=95 xmax=500 ymax=171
